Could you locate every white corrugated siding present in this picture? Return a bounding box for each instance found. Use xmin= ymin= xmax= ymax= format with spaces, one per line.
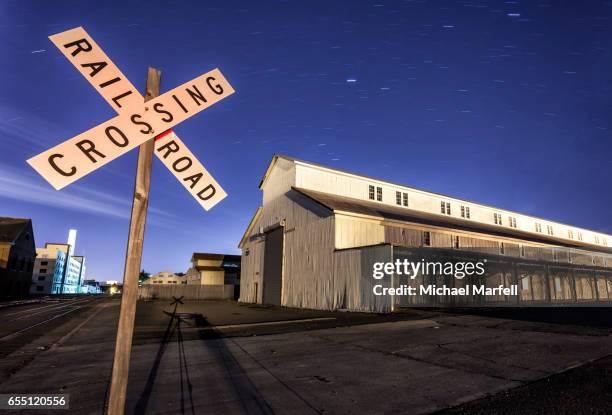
xmin=335 ymin=215 xmax=385 ymax=249
xmin=333 ymin=245 xmax=393 ymax=312
xmin=240 ymin=158 xmax=337 ymax=310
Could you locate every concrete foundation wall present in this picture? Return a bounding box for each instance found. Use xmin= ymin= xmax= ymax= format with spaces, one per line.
xmin=138 ymin=284 xmax=234 ymax=300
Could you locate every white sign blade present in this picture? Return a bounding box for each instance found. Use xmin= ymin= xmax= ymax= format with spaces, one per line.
xmin=49 ymin=27 xmax=142 ymax=112
xmin=27 ymin=68 xmax=234 ymax=190
xmin=154 ymin=131 xmax=226 ymax=210
xmin=47 ymin=26 xmax=228 ymax=209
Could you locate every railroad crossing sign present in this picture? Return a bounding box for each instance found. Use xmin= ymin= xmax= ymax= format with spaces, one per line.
xmin=27 ymin=26 xmax=232 ymax=210
xmin=26 ymin=27 xmax=236 ymax=415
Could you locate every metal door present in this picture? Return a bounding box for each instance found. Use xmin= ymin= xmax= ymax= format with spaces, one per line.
xmin=262 ymin=226 xmax=283 ymax=306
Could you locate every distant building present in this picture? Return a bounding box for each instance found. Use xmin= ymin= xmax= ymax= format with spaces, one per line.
xmin=72 ymin=256 xmax=86 ymax=292
xmin=100 ymin=280 xmax=122 ymax=295
xmin=30 ymin=229 xmax=86 ymax=295
xmin=190 ymin=253 xmax=241 ymax=285
xmin=239 ymin=155 xmax=612 ymax=312
xmin=187 ymin=253 xmax=241 ymax=299
xmin=144 ymin=271 xmax=187 ymax=285
xmin=81 ymin=279 xmax=101 ymax=294
xmin=184 ymin=267 xmax=201 ymax=285
xmin=0 ymin=217 xmax=36 ymax=298
xmin=31 ymin=246 xmax=64 ymax=295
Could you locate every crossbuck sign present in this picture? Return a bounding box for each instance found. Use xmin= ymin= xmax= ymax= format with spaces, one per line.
xmin=25 ymin=27 xmax=236 ymax=414
xmin=27 ymin=27 xmax=233 ymax=210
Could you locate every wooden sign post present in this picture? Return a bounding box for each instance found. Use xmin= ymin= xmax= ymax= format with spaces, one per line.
xmin=26 ymin=27 xmax=237 ymax=415
xmin=107 ymin=67 xmax=160 ymax=415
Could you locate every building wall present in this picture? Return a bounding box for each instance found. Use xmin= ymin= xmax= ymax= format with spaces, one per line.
xmin=33 ymin=244 xmax=86 ymax=295
xmin=333 ymin=244 xmax=394 ymax=312
xmin=139 ymin=284 xmax=233 ymax=300
xmin=145 ymin=271 xmax=187 ymax=285
xmin=0 ymin=243 xmax=10 ymax=269
xmin=30 ymin=251 xmax=59 ymax=295
xmin=201 ymin=270 xmax=224 ymax=285
xmin=240 ymin=158 xmax=337 ymax=309
xmin=380 ymin=219 xmax=612 ymax=269
xmin=335 ymin=215 xmax=385 ymax=249
xmin=293 ymin=161 xmax=611 ymax=250
xmin=60 ymin=256 xmax=85 ymax=294
xmin=0 ymin=222 xmax=36 ymax=298
xmin=241 ymin=157 xmax=612 ymax=312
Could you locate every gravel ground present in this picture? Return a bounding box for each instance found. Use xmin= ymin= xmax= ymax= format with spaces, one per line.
xmin=436 ymin=355 xmax=612 ymax=415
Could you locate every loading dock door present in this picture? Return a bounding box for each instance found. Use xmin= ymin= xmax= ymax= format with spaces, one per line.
xmin=262 ymin=226 xmax=283 ymax=306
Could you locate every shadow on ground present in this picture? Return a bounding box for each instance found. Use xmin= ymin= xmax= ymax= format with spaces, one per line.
xmin=437 ymin=307 xmax=612 ymax=328
xmin=132 ymin=298 xmax=273 ymax=414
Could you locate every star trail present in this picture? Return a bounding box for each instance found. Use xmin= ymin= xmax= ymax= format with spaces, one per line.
xmin=1 ymin=0 xmax=611 ymax=280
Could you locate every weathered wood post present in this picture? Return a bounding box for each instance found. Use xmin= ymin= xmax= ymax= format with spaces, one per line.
xmin=107 ymin=67 xmax=161 ymax=415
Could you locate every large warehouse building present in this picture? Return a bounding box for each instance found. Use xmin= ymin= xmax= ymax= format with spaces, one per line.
xmin=239 ymin=155 xmax=612 ymax=312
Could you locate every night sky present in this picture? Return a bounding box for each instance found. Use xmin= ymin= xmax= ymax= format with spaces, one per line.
xmin=1 ymin=1 xmax=611 ymax=281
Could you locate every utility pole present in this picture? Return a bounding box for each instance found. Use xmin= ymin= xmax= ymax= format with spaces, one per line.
xmin=107 ymin=67 xmax=161 ymax=415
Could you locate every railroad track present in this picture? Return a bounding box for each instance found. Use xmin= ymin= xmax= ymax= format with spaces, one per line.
xmin=0 ymin=296 xmax=105 ymax=343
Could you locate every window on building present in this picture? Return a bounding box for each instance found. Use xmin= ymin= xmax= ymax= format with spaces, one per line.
xmin=568 ymin=230 xmax=574 ymax=239
xmin=40 ymin=261 xmax=48 ymax=266
xmin=454 ymin=235 xmax=460 ymax=249
xmin=461 ymin=206 xmax=470 ymax=219
xmin=509 ymin=217 xmax=517 ymax=228
xmin=500 ymin=243 xmax=505 ymax=255
xmin=36 ymin=286 xmax=44 ymax=292
xmin=376 ymin=186 xmax=383 ymax=202
xmin=604 ymin=238 xmax=608 ymax=246
xmin=441 ymin=201 xmax=451 ymax=215
xmin=577 ymin=232 xmax=583 ymax=241
xmin=40 ymin=269 xmax=47 ymax=274
xmin=594 ymin=235 xmax=600 ymax=244
xmin=520 ymin=245 xmax=525 ymax=257
xmin=547 ymin=225 xmax=554 ymax=236
xmin=368 ymin=185 xmax=375 ymax=200
xmin=402 ymin=192 xmax=408 ymax=207
xmin=423 ymin=231 xmax=431 ymax=246
xmin=535 ymin=223 xmax=542 ymax=233
xmin=396 ymin=191 xmax=401 ymax=205
xmin=521 ymin=275 xmax=530 ymax=291
xmin=37 ymin=276 xmax=45 ymax=281
xmin=494 ymin=213 xmax=502 ymax=225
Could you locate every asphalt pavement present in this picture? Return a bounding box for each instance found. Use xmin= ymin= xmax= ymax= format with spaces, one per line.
xmin=0 ymin=298 xmax=609 ymax=414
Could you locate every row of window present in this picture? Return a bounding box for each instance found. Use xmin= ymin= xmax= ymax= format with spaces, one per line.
xmin=421 ymin=232 xmax=603 ymax=260
xmin=369 ymin=184 xmax=609 ymax=246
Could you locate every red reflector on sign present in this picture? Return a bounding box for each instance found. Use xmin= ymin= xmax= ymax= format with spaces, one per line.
xmin=155 ymin=129 xmax=173 ymax=141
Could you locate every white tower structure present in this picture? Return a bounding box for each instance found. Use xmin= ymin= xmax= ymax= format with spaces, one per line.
xmin=67 ymin=229 xmax=77 ymax=256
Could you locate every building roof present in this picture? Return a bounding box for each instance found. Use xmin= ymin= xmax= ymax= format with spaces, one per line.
xmin=0 ymin=217 xmax=31 ymax=243
xmin=196 ymin=266 xmax=224 ymax=271
xmin=259 ymin=155 xmax=612 ymax=246
xmin=293 ymin=187 xmax=612 ymax=255
xmin=238 ymin=207 xmax=262 ymax=248
xmin=191 ymin=252 xmax=241 ymax=262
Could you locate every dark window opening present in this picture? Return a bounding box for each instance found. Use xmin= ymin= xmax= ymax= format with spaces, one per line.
xmin=423 ymin=231 xmax=431 ymax=246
